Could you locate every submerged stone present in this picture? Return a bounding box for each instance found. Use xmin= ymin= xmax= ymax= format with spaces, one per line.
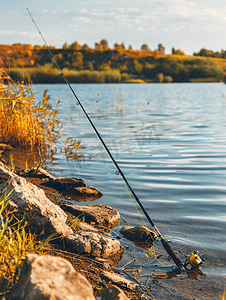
xmin=120 ymin=225 xmax=156 ymax=250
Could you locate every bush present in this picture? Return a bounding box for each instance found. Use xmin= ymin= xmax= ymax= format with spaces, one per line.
xmin=0 ymin=191 xmax=52 ymax=295
xmin=156 ymin=73 xmax=164 ymax=83
xmin=0 ymin=67 xmax=61 ymax=151
xmin=164 ymin=76 xmax=173 ymax=83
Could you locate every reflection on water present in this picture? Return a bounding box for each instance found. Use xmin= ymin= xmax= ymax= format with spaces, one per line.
xmin=29 ymin=83 xmax=226 ymax=279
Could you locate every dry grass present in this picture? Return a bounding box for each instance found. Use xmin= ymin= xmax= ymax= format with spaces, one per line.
xmin=0 ymin=188 xmax=54 ymax=295
xmin=0 ymin=64 xmax=61 ymax=151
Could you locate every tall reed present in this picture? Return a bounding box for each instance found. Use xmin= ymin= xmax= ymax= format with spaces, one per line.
xmin=0 ymin=65 xmax=61 ymax=151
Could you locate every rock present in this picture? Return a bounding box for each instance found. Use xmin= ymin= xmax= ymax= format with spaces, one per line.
xmin=0 ymin=172 xmax=73 ymax=236
xmin=43 ymin=177 xmax=87 ymax=190
xmin=66 ymin=231 xmax=123 ymax=258
xmin=69 ymin=186 xmax=103 ymax=198
xmin=102 ymin=271 xmax=138 ymax=290
xmin=0 ymin=160 xmax=13 ymax=178
xmin=76 ymin=221 xmax=111 ymax=237
xmin=61 ymin=204 xmax=120 ymax=228
xmin=43 ymin=177 xmax=104 ymax=200
xmin=0 ymin=163 xmax=12 ymax=184
xmin=16 ymin=167 xmax=57 ymax=179
xmin=120 ymin=225 xmax=156 ymax=250
xmin=100 ymin=285 xmax=129 ymax=300
xmin=10 ymin=254 xmax=95 ymax=300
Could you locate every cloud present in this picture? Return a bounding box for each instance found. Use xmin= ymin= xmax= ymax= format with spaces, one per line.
xmin=101 ymin=26 xmax=114 ymax=31
xmin=73 ymin=17 xmax=92 ymax=23
xmin=137 ymin=27 xmax=154 ymax=32
xmin=117 ymin=8 xmax=125 ymax=13
xmin=0 ymin=30 xmax=39 ymax=38
xmin=0 ymin=30 xmax=16 ymax=35
xmin=80 ymin=9 xmax=88 ymax=13
xmin=127 ymin=8 xmax=140 ymax=12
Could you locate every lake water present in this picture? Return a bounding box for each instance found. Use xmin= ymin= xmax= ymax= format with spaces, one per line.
xmin=31 ymin=83 xmax=226 ymax=298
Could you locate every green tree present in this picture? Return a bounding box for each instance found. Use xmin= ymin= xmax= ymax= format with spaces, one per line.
xmin=100 ymin=39 xmax=109 ymax=50
xmin=71 ymin=52 xmax=83 ymax=69
xmin=156 ymin=73 xmax=164 ymax=83
xmin=141 ymin=44 xmax=151 ymax=52
xmin=95 ymin=42 xmax=101 ymax=50
xmin=172 ymin=48 xmax=185 ymax=55
xmin=62 ymin=43 xmax=68 ymax=49
xmin=114 ymin=43 xmax=125 ymax=51
xmin=134 ymin=60 xmax=143 ymax=73
xmin=81 ymin=44 xmax=90 ymax=51
xmin=164 ymin=76 xmax=173 ymax=83
xmin=88 ymin=62 xmax=94 ymax=71
xmin=157 ymin=44 xmax=165 ymax=54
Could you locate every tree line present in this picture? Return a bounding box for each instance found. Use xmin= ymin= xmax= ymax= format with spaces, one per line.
xmin=0 ymin=41 xmax=225 ymax=83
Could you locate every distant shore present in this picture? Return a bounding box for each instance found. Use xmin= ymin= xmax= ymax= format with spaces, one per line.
xmin=9 ymin=67 xmax=222 ymax=84
xmin=1 ymin=43 xmax=225 ymax=84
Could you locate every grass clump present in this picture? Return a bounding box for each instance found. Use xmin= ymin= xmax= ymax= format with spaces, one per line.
xmin=0 ymin=190 xmax=53 ymax=295
xmin=0 ymin=64 xmax=61 ymax=151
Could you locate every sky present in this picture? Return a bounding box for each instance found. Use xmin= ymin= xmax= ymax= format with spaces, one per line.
xmin=1 ymin=0 xmax=226 ymax=55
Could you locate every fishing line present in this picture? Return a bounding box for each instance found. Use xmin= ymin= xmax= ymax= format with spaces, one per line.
xmin=27 ymin=8 xmax=185 ymax=270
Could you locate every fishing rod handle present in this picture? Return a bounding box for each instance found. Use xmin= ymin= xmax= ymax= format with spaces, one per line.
xmin=161 ymin=238 xmax=184 ymax=269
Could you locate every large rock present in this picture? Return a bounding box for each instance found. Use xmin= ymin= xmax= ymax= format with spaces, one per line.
xmin=120 ymin=225 xmax=156 ymax=250
xmin=10 ymin=254 xmax=95 ymax=300
xmin=61 ymin=203 xmax=120 ymax=227
xmin=0 ymin=163 xmax=72 ymax=236
xmin=66 ymin=231 xmax=123 ymax=258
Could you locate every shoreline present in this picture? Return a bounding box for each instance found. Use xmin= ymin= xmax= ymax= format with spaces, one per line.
xmin=0 ymin=158 xmax=225 ymax=299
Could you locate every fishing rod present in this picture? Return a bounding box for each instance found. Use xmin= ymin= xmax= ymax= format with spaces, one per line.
xmin=26 ymin=8 xmax=202 ymax=271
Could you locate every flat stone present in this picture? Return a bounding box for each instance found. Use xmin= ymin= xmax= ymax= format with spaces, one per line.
xmin=120 ymin=225 xmax=156 ymax=250
xmin=61 ymin=203 xmax=120 ymax=227
xmin=43 ymin=177 xmax=87 ymax=190
xmin=66 ymin=231 xmax=123 ymax=258
xmin=10 ymin=254 xmax=95 ymax=300
xmin=42 ymin=178 xmax=104 ymax=200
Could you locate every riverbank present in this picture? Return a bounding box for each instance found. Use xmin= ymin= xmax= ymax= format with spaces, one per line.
xmin=0 ymin=157 xmax=148 ymax=299
xmin=9 ymin=66 xmax=222 ymax=84
xmin=0 ymin=154 xmax=225 ymax=300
